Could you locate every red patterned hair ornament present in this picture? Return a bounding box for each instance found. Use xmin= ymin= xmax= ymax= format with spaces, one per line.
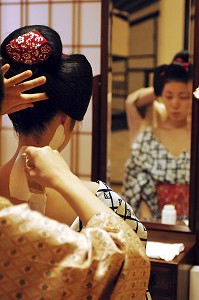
xmin=5 ymin=30 xmax=53 ymax=65
xmin=174 ymin=57 xmax=189 ymax=72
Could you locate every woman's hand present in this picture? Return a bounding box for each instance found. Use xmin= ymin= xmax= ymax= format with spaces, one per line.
xmin=24 ymin=146 xmax=112 ymax=224
xmin=1 ymin=64 xmax=48 ymax=114
xmin=24 ymin=146 xmax=70 ymax=190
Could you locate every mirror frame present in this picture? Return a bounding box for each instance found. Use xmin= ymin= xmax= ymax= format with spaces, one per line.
xmin=92 ymin=0 xmax=199 ymax=251
xmin=189 ymin=0 xmax=199 ymax=260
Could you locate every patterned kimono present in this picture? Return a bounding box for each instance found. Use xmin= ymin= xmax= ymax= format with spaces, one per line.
xmin=0 ymin=182 xmax=151 ymax=299
xmin=123 ymin=127 xmax=190 ymax=219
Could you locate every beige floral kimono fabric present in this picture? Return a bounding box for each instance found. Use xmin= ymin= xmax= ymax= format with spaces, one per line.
xmin=0 ymin=198 xmax=151 ymax=299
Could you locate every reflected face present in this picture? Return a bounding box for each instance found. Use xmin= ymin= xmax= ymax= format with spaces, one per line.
xmin=161 ymin=81 xmax=191 ymax=124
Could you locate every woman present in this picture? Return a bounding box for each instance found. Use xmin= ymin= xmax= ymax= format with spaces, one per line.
xmin=0 ymin=25 xmax=147 ymax=243
xmin=0 ymin=70 xmax=151 ymax=298
xmin=0 ymin=146 xmax=151 ymax=299
xmin=123 ymin=53 xmax=192 ymax=220
xmin=0 ymin=28 xmax=151 ymax=298
xmin=125 ymin=50 xmax=192 ymax=145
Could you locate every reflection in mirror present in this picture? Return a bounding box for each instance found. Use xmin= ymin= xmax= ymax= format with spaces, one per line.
xmin=109 ymin=0 xmax=195 ymax=229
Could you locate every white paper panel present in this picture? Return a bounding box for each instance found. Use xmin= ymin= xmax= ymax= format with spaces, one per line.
xmin=80 ymin=3 xmax=101 ymax=45
xmin=1 ymin=0 xmax=21 ymax=3
xmin=78 ymin=134 xmax=91 ymax=174
xmin=80 ymin=48 xmax=101 ymax=76
xmin=62 ymin=46 xmax=73 ymax=55
xmin=60 ymin=140 xmax=72 ymax=168
xmin=27 ymin=0 xmax=48 ymax=2
xmin=1 ymin=6 xmax=21 ymax=39
xmin=51 ymin=3 xmax=73 ymax=45
xmin=80 ymin=99 xmax=92 ymax=133
xmin=27 ymin=4 xmax=49 ymax=25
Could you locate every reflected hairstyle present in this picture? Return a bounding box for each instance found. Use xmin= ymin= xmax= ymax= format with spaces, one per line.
xmin=0 ymin=25 xmax=93 ymax=135
xmin=153 ymin=50 xmax=193 ymax=97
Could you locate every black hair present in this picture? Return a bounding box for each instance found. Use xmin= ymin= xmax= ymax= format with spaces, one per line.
xmin=172 ymin=50 xmax=190 ymax=65
xmin=0 ymin=25 xmax=93 ymax=135
xmin=153 ymin=50 xmax=193 ymax=97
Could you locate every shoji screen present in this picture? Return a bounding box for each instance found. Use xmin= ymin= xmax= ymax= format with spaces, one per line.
xmin=0 ymin=0 xmax=101 ymax=180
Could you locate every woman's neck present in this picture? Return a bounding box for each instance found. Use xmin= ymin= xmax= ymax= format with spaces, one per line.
xmin=162 ymin=119 xmax=188 ymax=130
xmin=18 ymin=134 xmax=50 ymax=149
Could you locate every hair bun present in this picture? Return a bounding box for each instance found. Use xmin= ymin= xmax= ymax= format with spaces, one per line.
xmin=153 ymin=50 xmax=192 ymax=97
xmin=153 ymin=62 xmax=190 ymax=97
xmin=172 ymin=50 xmax=191 ymax=72
xmin=1 ymin=25 xmax=62 ymax=76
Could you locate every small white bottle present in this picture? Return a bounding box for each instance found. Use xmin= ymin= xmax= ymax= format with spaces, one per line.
xmin=161 ymin=204 xmax=177 ymax=225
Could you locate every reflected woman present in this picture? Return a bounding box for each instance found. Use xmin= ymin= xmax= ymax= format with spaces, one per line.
xmin=122 ymin=51 xmax=192 ymax=221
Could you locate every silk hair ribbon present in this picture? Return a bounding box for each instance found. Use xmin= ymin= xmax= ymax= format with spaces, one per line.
xmin=9 ymin=125 xmax=65 ymax=214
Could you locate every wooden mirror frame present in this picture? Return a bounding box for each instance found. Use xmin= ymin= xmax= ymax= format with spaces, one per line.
xmin=189 ymin=0 xmax=199 ymax=262
xmin=92 ymin=0 xmax=199 ymax=263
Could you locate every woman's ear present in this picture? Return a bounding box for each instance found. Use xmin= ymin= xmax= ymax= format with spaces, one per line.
xmin=61 ymin=114 xmax=68 ymax=126
xmin=62 ymin=114 xmax=76 ymax=132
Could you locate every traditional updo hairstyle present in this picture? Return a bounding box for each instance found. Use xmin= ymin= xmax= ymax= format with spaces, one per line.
xmin=0 ymin=25 xmax=93 ymax=136
xmin=153 ymin=50 xmax=193 ymax=97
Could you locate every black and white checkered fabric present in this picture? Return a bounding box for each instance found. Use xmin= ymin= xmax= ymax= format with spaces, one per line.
xmin=71 ymin=180 xmax=148 ymax=247
xmin=122 ymin=127 xmax=190 ymax=216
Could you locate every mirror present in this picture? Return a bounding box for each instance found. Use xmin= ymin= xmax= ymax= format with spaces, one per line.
xmin=108 ymin=0 xmax=195 ymax=231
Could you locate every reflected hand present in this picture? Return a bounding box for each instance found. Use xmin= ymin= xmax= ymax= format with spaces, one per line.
xmin=1 ymin=64 xmax=48 ymax=114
